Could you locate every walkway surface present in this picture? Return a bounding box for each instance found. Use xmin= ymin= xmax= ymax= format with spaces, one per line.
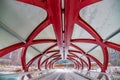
xmin=38 ymin=71 xmax=88 ymax=80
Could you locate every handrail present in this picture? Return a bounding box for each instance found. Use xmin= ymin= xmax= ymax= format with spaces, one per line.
xmin=0 ymin=69 xmax=54 ymax=80
xmin=74 ymin=72 xmax=99 ymax=80
xmin=74 ymin=70 xmax=120 ymax=80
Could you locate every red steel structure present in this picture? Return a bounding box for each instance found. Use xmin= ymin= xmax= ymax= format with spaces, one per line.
xmin=0 ymin=0 xmax=120 ymax=73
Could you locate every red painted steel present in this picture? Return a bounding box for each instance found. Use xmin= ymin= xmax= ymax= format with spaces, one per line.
xmin=69 ymin=50 xmax=91 ymax=70
xmin=86 ymin=54 xmax=103 ymax=70
xmin=41 ymin=54 xmax=60 ymax=66
xmin=68 ymin=57 xmax=82 ymax=70
xmin=100 ymin=46 xmax=108 ymax=72
xmin=17 ymin=0 xmax=47 ymax=9
xmin=37 ymin=50 xmax=59 ymax=70
xmin=25 ymin=44 xmax=57 ymax=71
xmin=26 ymin=18 xmax=50 ymax=44
xmin=0 ymin=0 xmax=119 ymax=73
xmin=0 ymin=43 xmax=24 ymax=57
xmin=37 ymin=43 xmax=58 ymax=69
xmin=21 ymin=47 xmax=28 ymax=71
xmin=68 ymin=53 xmax=86 ymax=70
xmin=104 ymin=42 xmax=120 ymax=51
xmin=32 ymin=39 xmax=57 ymax=45
xmin=47 ymin=0 xmax=63 ymax=50
xmin=71 ymin=39 xmax=97 ymax=44
xmin=67 ymin=57 xmax=80 ymax=69
xmin=45 ymin=55 xmax=60 ymax=69
xmin=70 ymin=43 xmax=91 ymax=69
xmin=26 ymin=54 xmax=42 ymax=68
xmin=47 ymin=58 xmax=61 ymax=69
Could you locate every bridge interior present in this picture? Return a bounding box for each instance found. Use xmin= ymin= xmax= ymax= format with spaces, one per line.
xmin=0 ymin=0 xmax=120 ymax=80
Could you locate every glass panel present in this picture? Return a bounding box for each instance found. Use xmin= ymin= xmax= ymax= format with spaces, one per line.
xmin=32 ymin=43 xmax=55 ymax=53
xmin=72 ymin=43 xmax=96 ymax=53
xmin=0 ymin=0 xmax=47 ymax=39
xmin=40 ymin=52 xmax=56 ymax=65
xmin=34 ymin=24 xmax=56 ymax=40
xmin=72 ymin=24 xmax=94 ymax=39
xmin=69 ymin=46 xmax=79 ymax=51
xmin=108 ymin=32 xmax=120 ymax=44
xmin=107 ymin=48 xmax=120 ymax=75
xmin=80 ymin=0 xmax=120 ymax=40
xmin=88 ymin=46 xmax=104 ymax=64
xmin=26 ymin=46 xmax=40 ymax=63
xmin=108 ymin=48 xmax=120 ymax=66
xmin=29 ymin=59 xmax=38 ymax=68
xmin=49 ymin=46 xmax=59 ymax=51
xmin=0 ymin=27 xmax=21 ymax=49
xmin=90 ymin=62 xmax=101 ymax=72
xmin=80 ymin=56 xmax=88 ymax=65
xmin=70 ymin=52 xmax=83 ymax=57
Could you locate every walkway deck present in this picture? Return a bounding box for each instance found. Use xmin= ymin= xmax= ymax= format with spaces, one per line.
xmin=38 ymin=71 xmax=88 ymax=80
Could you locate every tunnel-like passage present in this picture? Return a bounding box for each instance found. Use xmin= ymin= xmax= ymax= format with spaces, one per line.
xmin=0 ymin=0 xmax=120 ymax=80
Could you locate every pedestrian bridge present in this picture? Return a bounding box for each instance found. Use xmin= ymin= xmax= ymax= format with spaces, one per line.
xmin=0 ymin=0 xmax=120 ymax=80
xmin=0 ymin=69 xmax=120 ymax=80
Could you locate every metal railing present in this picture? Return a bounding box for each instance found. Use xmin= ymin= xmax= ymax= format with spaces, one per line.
xmin=74 ymin=70 xmax=120 ymax=80
xmin=0 ymin=69 xmax=54 ymax=80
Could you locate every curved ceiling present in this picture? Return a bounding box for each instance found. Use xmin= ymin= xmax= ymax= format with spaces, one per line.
xmin=0 ymin=0 xmax=120 ymax=72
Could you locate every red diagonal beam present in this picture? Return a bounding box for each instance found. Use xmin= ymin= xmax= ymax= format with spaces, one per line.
xmin=26 ymin=18 xmax=50 ymax=44
xmin=69 ymin=50 xmax=83 ymax=54
xmin=0 ymin=43 xmax=24 ymax=57
xmin=79 ymin=0 xmax=102 ymax=9
xmin=32 ymin=39 xmax=57 ymax=45
xmin=71 ymin=39 xmax=97 ymax=44
xmin=70 ymin=43 xmax=85 ymax=53
xmin=43 ymin=43 xmax=57 ymax=54
xmin=46 ymin=50 xmax=59 ymax=54
xmin=76 ymin=17 xmax=102 ymax=43
xmin=17 ymin=0 xmax=47 ymax=9
xmin=104 ymin=42 xmax=120 ymax=51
